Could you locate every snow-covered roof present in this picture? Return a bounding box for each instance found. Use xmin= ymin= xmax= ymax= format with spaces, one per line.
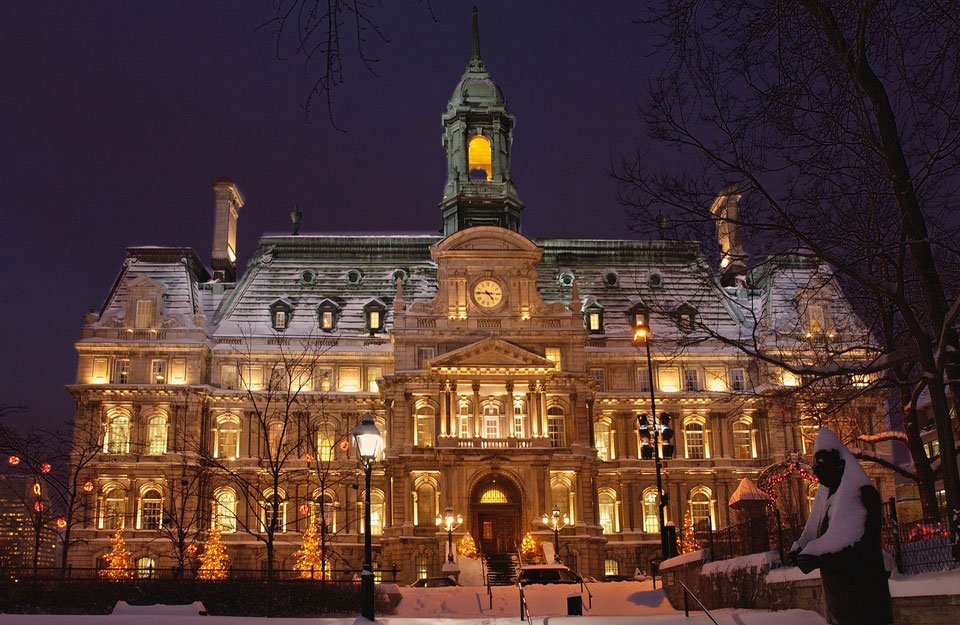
xmin=728 ymin=478 xmax=773 ymax=507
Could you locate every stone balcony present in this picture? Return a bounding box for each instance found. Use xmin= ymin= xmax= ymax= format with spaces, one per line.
xmin=435 ymin=435 xmax=554 ymax=450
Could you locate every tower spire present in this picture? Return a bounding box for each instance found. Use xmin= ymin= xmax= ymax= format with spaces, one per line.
xmin=470 ymin=6 xmax=483 ymax=65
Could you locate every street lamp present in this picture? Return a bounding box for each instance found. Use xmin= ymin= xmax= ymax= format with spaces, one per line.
xmin=633 ymin=320 xmax=676 ymax=560
xmin=435 ymin=507 xmax=464 ymax=564
xmin=541 ymin=504 xmax=569 ymax=563
xmin=352 ymin=413 xmax=383 ymax=622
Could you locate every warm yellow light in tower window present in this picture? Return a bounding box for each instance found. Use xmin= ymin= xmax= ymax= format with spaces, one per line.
xmin=468 ymin=135 xmax=492 ymax=181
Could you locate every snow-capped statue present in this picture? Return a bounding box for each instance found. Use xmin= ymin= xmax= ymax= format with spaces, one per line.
xmin=788 ymin=428 xmax=892 ymax=625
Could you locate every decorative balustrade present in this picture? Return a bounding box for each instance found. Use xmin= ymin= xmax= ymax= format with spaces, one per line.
xmin=436 ymin=436 xmax=550 ymax=449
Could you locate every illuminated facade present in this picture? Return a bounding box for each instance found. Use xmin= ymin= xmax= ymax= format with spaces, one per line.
xmin=67 ymin=10 xmax=894 ymax=580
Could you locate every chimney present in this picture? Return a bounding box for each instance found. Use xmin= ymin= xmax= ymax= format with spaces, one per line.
xmin=211 ymin=177 xmax=244 ymax=282
xmin=709 ymin=185 xmax=746 ymax=286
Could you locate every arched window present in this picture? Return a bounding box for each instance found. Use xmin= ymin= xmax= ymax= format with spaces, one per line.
xmin=683 ymin=419 xmax=707 ymax=460
xmin=213 ymin=487 xmax=237 ymax=533
xmin=315 ymin=428 xmax=336 ymax=463
xmin=415 ymin=404 xmax=436 ymax=447
xmin=547 ymin=406 xmax=566 ymax=448
xmin=458 ymin=399 xmax=472 ymax=439
xmin=482 ymin=401 xmax=501 ymax=439
xmin=146 ymin=413 xmax=167 ymax=455
xmin=414 ymin=480 xmax=438 ymax=527
xmin=415 ymin=553 xmax=430 ymax=580
xmin=214 ymin=415 xmax=240 ymax=460
xmin=595 ymin=420 xmax=612 ymax=461
xmin=138 ymin=488 xmax=163 ymax=530
xmin=689 ymin=487 xmax=715 ymax=531
xmin=104 ymin=412 xmax=130 ymax=454
xmin=513 ymin=400 xmax=526 ymax=438
xmin=642 ymin=488 xmax=660 ymax=533
xmin=261 ymin=488 xmax=287 ymax=533
xmin=100 ymin=486 xmax=126 ymax=530
xmin=551 ymin=480 xmax=575 ymax=525
xmin=311 ymin=490 xmax=338 ymax=533
xmin=479 ymin=486 xmax=509 ymax=503
xmin=467 ymin=135 xmax=492 ymax=181
xmin=135 ymin=556 xmax=156 ymax=579
xmin=360 ymin=490 xmax=385 ymax=536
xmin=598 ymin=489 xmax=619 ymax=534
xmin=731 ymin=417 xmax=756 ymax=459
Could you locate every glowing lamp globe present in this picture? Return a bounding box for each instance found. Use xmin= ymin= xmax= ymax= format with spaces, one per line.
xmin=41 ymin=463 xmax=52 ymax=473
xmin=56 ymin=518 xmax=67 ymax=529
xmin=83 ymin=481 xmax=94 ymax=493
xmin=7 ymin=455 xmax=20 ymax=466
xmin=351 ymin=413 xmax=383 ymax=465
xmin=299 ymin=503 xmax=310 ymax=515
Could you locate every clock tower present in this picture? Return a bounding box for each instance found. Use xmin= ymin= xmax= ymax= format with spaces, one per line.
xmin=440 ymin=7 xmax=523 ymax=237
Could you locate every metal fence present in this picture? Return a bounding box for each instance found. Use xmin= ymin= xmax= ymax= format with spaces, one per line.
xmin=0 ymin=565 xmax=402 ymax=583
xmin=691 ymin=510 xmax=804 ymax=564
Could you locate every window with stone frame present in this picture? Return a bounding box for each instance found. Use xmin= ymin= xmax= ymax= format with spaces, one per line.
xmin=642 ymin=489 xmax=659 ymax=533
xmin=100 ymin=487 xmax=126 ymax=530
xmin=213 ymin=488 xmax=237 ymax=533
xmin=105 ymin=413 xmax=131 ymax=454
xmin=214 ymin=415 xmax=241 ymax=459
xmin=135 ymin=299 xmax=155 ymax=329
xmin=113 ymin=359 xmax=130 ymax=384
xmin=731 ymin=417 xmax=755 ymax=459
xmin=547 ymin=406 xmax=566 ymax=447
xmin=146 ymin=413 xmax=167 ymax=455
xmin=415 ymin=404 xmax=436 ymax=447
xmin=683 ymin=420 xmax=707 ymax=459
xmin=150 ymin=359 xmax=167 ymax=383
xmin=138 ymin=488 xmax=163 ymax=530
xmin=729 ymin=368 xmax=746 ymax=392
xmin=683 ymin=368 xmax=700 ymax=391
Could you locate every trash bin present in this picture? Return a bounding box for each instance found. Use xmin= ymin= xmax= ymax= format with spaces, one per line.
xmin=567 ymin=593 xmax=583 ymax=616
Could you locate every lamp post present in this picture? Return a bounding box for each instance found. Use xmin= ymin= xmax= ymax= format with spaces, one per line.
xmin=435 ymin=507 xmax=463 ymax=564
xmin=634 ymin=321 xmax=676 ymax=560
xmin=541 ymin=504 xmax=569 ymax=563
xmin=352 ymin=413 xmax=384 ymax=622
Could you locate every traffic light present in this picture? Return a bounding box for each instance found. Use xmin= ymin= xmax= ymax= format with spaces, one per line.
xmin=660 ymin=413 xmax=675 ymax=459
xmin=638 ymin=414 xmax=654 ymax=459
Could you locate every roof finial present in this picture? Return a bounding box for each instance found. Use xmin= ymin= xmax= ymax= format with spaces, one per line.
xmin=470 ymin=6 xmax=482 ymax=63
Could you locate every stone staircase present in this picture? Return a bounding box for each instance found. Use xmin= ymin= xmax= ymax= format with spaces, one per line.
xmin=484 ymin=552 xmax=519 ymax=586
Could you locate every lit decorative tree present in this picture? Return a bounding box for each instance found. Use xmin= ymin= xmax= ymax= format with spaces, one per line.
xmin=456 ymin=532 xmax=478 ymax=558
xmin=519 ymin=532 xmax=540 ymax=562
xmin=99 ymin=526 xmax=133 ymax=580
xmin=680 ymin=512 xmax=702 ymax=554
xmin=197 ymin=527 xmax=230 ymax=580
xmin=293 ymin=523 xmax=329 ymax=579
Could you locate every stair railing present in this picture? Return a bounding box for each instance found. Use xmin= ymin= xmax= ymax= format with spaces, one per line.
xmin=481 ymin=554 xmax=493 ymax=609
xmin=678 ymin=580 xmax=719 ymax=625
xmin=518 ymin=581 xmax=532 ymax=622
xmin=579 ymin=575 xmax=593 ymax=611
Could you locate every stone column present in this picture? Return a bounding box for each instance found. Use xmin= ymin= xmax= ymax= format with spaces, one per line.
xmin=472 ymin=381 xmax=481 ymax=438
xmin=527 ymin=382 xmax=538 ymax=437
xmin=537 ymin=382 xmax=548 ymax=440
xmin=505 ymin=381 xmax=515 ymax=438
xmin=439 ymin=381 xmax=448 ymax=437
xmin=587 ymin=398 xmax=596 ymax=448
xmin=450 ymin=381 xmax=458 ymax=436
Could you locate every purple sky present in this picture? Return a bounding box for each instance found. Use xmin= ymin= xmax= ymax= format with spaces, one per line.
xmin=0 ymin=2 xmax=660 ymax=430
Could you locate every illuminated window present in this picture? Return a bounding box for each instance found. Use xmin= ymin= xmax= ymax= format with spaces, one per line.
xmin=112 ymin=359 xmax=130 ymax=384
xmin=316 ymin=367 xmax=332 ymax=392
xmin=150 ymin=359 xmax=167 ymax=384
xmin=338 ymin=366 xmax=361 ymax=392
xmin=214 ymin=415 xmax=240 ymax=460
xmin=169 ymin=358 xmax=186 ymax=384
xmin=587 ymin=311 xmax=603 ymax=333
xmin=105 ymin=413 xmax=130 ymax=454
xmin=318 ymin=300 xmax=340 ymax=331
xmin=316 ymin=430 xmax=335 ymax=462
xmin=289 ymin=366 xmax=312 ymax=392
xmin=551 ymin=481 xmax=574 ymax=524
xmin=545 ymin=347 xmax=562 ymax=369
xmin=100 ymin=486 xmax=126 ymax=529
xmin=213 ymin=488 xmax=237 ymax=533
xmin=138 ymin=489 xmax=163 ymax=530
xmin=683 ymin=368 xmax=700 ymax=391
xmin=684 ymin=420 xmax=706 ymax=459
xmin=732 ymin=418 xmax=756 ymax=459
xmin=311 ymin=491 xmax=338 ymax=533
xmin=598 ymin=490 xmax=618 ymax=534
xmin=467 ymin=135 xmax=492 ymax=181
xmin=415 ymin=481 xmax=437 ymax=527
xmin=479 ymin=487 xmax=508 ymax=504
xmin=658 ymin=367 xmax=681 ymax=392
xmin=705 ymin=367 xmax=727 ymax=392
xmin=240 ymin=364 xmax=263 ymax=390
xmin=806 ymin=305 xmax=826 ymax=336
xmin=360 ymin=490 xmax=385 ymax=536
xmin=364 ymin=299 xmax=386 ymax=334
xmin=415 ymin=554 xmax=430 ymax=580
xmin=547 ymin=406 xmax=566 ymax=447
xmin=642 ymin=489 xmax=659 ymax=533
xmin=367 ymin=366 xmax=382 ymax=393
xmin=458 ymin=400 xmax=472 ymax=438
xmin=261 ymin=488 xmax=287 ymax=533
xmin=689 ymin=487 xmax=714 ymax=531
xmin=730 ymin=368 xmax=746 ymax=392
xmin=637 ymin=367 xmax=651 ymax=392
xmin=146 ymin=414 xmax=167 ymax=455
xmin=91 ymin=357 xmax=109 ymax=384
xmin=513 ymin=401 xmax=526 ymax=437
xmin=135 ymin=299 xmax=154 ymax=329
xmin=483 ymin=402 xmax=500 ymax=438
xmin=136 ymin=556 xmax=156 ymax=578
xmin=595 ymin=420 xmax=612 ymax=461
xmin=274 ymin=310 xmax=287 ymax=329
xmin=266 ymin=421 xmax=285 ymax=455
xmin=416 ymin=404 xmax=436 ymax=447
xmin=604 ymin=559 xmax=620 ymax=577
xmin=779 ymin=369 xmax=800 ymax=387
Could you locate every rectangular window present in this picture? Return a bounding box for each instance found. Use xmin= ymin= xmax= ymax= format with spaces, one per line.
xmin=484 ymin=414 xmax=500 ymax=438
xmin=368 ymin=310 xmax=381 ymax=331
xmin=150 ymin=359 xmax=167 ymax=383
xmin=221 ymin=365 xmax=238 ymax=389
xmin=113 ymin=359 xmax=130 ymax=384
xmin=321 ymin=310 xmax=334 ymax=330
xmin=240 ymin=365 xmax=263 ymax=390
xmin=513 ymin=403 xmax=525 ymax=438
xmin=807 ymin=305 xmax=825 ymax=335
xmin=169 ymin=358 xmax=186 ymax=384
xmin=290 ymin=366 xmax=312 ymax=392
xmin=141 ymin=499 xmax=162 ymax=530
xmin=135 ymin=299 xmax=154 ymax=329
xmin=92 ymin=357 xmax=110 ymax=384
xmin=590 ymin=368 xmax=605 ymax=391
xmin=705 ymin=367 xmax=727 ymax=392
xmin=658 ymin=367 xmax=681 ymax=392
xmin=417 ymin=347 xmax=436 ymax=368
xmin=274 ymin=310 xmax=287 ymax=329
xmin=338 ymin=366 xmax=361 ymax=392
xmin=367 ymin=366 xmax=383 ymax=393
xmin=730 ymin=368 xmax=746 ymax=392
xmin=779 ymin=369 xmax=800 ymax=387
xmin=545 ymin=347 xmax=562 ymax=369
xmin=459 ymin=412 xmax=471 ymax=439
xmin=316 ymin=367 xmax=333 ymax=392
xmin=588 ymin=312 xmax=602 ymax=331
xmin=604 ymin=559 xmax=620 ymax=577
xmin=683 ymin=368 xmax=700 ymax=391
xmin=637 ymin=368 xmax=651 ymax=392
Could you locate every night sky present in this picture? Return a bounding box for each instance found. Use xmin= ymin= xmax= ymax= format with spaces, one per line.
xmin=0 ymin=2 xmax=661 ymax=430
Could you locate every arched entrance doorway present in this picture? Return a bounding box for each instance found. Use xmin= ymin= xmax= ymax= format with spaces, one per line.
xmin=470 ymin=475 xmax=521 ymax=556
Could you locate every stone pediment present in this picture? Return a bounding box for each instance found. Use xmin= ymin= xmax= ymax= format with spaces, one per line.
xmin=431 ymin=226 xmax=542 ymax=261
xmin=429 ymin=338 xmax=556 ymax=372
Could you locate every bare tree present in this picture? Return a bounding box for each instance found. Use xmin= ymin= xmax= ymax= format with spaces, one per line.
xmin=154 ymin=449 xmax=209 ymax=579
xmin=616 ymin=1 xmax=960 ymax=526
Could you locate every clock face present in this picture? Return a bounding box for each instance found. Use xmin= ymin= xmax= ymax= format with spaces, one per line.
xmin=473 ymin=279 xmax=504 ymax=308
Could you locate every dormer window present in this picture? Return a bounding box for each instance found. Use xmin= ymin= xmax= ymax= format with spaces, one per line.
xmin=582 ymin=298 xmax=604 ymax=334
xmin=269 ymin=298 xmax=294 ymax=332
xmin=805 ymin=304 xmax=827 ymax=337
xmin=317 ymin=299 xmax=340 ymax=332
xmin=364 ymin=298 xmax=386 ymax=335
xmin=135 ymin=299 xmax=155 ymax=329
xmin=676 ymin=304 xmax=697 ymax=333
xmin=628 ymin=303 xmax=650 ymax=330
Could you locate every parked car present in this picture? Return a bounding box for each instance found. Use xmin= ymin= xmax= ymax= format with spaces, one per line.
xmin=409 ymin=576 xmax=460 ymax=588
xmin=517 ymin=564 xmax=583 ymax=586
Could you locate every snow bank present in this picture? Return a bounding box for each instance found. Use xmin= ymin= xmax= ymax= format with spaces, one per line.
xmin=457 ymin=555 xmax=484 ymax=587
xmin=659 ymin=549 xmax=708 ymax=570
xmin=766 ymin=566 xmax=821 ymax=584
xmin=890 ymin=568 xmax=960 ymax=597
xmin=702 ymin=551 xmax=779 ymax=576
xmin=111 ymin=601 xmax=206 ymax=615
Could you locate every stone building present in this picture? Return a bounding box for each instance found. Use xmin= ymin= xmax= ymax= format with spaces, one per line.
xmin=67 ymin=10 xmax=895 ymax=581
